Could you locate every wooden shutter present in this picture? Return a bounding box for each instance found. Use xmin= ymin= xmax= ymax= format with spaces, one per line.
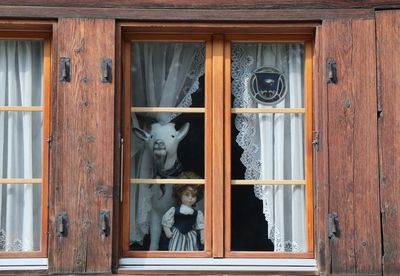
xmin=376 ymin=10 xmax=400 ymax=275
xmin=321 ymin=18 xmax=381 ymax=274
xmin=49 ymin=18 xmax=115 ymax=273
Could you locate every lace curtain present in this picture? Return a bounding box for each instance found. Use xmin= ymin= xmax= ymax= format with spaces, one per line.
xmin=232 ymin=43 xmax=306 ymax=252
xmin=130 ymin=42 xmax=205 ymax=244
xmin=0 ymin=41 xmax=43 ymax=251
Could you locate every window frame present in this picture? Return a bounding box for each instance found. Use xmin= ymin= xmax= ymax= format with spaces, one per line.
xmin=121 ymin=33 xmax=213 ymax=258
xmin=120 ymin=23 xmax=315 ymax=260
xmin=0 ymin=30 xmax=51 ymax=258
xmin=224 ymin=34 xmax=314 ymax=258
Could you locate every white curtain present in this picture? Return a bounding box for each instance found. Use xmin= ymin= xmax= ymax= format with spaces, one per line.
xmin=232 ymin=43 xmax=306 ymax=252
xmin=130 ymin=42 xmax=205 ymax=244
xmin=0 ymin=41 xmax=43 ymax=251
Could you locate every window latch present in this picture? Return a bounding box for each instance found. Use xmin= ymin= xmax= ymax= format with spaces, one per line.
xmin=328 ymin=212 xmax=339 ymax=239
xmin=101 ymin=58 xmax=112 ymax=83
xmin=99 ymin=210 xmax=110 ymax=237
xmin=312 ymin=131 xmax=320 ymax=151
xmin=60 ymin=57 xmax=71 ymax=83
xmin=56 ymin=211 xmax=69 ymax=237
xmin=326 ymin=59 xmax=337 ymax=84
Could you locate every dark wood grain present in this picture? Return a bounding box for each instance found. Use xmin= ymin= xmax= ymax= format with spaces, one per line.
xmin=0 ymin=6 xmax=373 ymax=21
xmin=376 ymin=10 xmax=400 ymax=275
xmin=0 ymin=0 xmax=399 ymax=9
xmin=323 ymin=18 xmax=381 ymax=274
xmin=49 ymin=18 xmax=115 ymax=274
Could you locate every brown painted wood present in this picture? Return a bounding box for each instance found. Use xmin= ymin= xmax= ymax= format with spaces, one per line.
xmin=0 ymin=0 xmax=398 ymax=9
xmin=49 ymin=18 xmax=115 ymax=274
xmin=322 ymin=18 xmax=381 ymax=274
xmin=212 ymin=34 xmax=225 ymax=258
xmin=0 ymin=6 xmax=373 ymax=21
xmin=376 ymin=10 xmax=400 ymax=275
xmin=313 ymin=26 xmax=330 ymax=274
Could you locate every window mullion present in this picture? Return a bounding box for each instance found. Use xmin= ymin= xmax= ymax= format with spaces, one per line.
xmin=211 ymin=34 xmax=225 ymax=258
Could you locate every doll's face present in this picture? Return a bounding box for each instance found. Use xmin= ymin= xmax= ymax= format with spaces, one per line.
xmin=181 ymin=187 xmax=197 ymax=207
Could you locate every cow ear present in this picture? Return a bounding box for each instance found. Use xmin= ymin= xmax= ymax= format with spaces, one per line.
xmin=133 ymin=127 xmax=150 ymax=141
xmin=177 ymin=122 xmax=190 ymax=141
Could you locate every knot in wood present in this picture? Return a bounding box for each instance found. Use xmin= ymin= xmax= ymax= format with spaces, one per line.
xmin=84 ymin=161 xmax=94 ymax=174
xmin=81 ymin=75 xmax=90 ymax=83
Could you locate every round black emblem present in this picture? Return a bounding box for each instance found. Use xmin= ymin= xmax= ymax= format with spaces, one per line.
xmin=249 ymin=67 xmax=287 ymax=105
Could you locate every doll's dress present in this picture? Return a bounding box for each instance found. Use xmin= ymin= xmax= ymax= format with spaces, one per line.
xmin=162 ymin=204 xmax=204 ymax=251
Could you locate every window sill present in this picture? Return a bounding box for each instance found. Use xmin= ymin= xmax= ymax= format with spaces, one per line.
xmin=119 ymin=258 xmax=317 ymax=273
xmin=0 ymin=258 xmax=47 ymax=271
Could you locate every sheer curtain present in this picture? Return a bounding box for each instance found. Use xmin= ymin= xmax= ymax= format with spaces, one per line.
xmin=232 ymin=43 xmax=306 ymax=252
xmin=0 ymin=40 xmax=43 ymax=251
xmin=130 ymin=42 xmax=205 ymax=244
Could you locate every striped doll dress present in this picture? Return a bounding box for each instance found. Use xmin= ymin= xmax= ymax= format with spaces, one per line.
xmin=162 ymin=204 xmax=204 ymax=251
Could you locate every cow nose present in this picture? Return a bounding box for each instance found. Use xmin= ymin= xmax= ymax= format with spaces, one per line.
xmin=154 ymin=139 xmax=166 ymax=150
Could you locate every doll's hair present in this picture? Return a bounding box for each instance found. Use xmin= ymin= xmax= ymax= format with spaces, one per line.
xmin=173 ymin=184 xmax=204 ymax=207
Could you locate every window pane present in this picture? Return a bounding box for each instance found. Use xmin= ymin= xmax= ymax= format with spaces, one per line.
xmin=131 ymin=113 xmax=204 ymax=179
xmin=0 ymin=40 xmax=44 ymax=106
xmin=230 ymin=42 xmax=308 ymax=253
xmin=130 ymin=183 xmax=205 ymax=251
xmin=0 ymin=184 xmax=42 ymax=252
xmin=0 ymin=112 xmax=43 ymax=179
xmin=0 ymin=40 xmax=44 ymax=253
xmin=131 ymin=42 xmax=205 ymax=109
xmin=231 ymin=113 xmax=305 ymax=180
xmin=231 ymin=42 xmax=304 ymax=109
xmin=231 ymin=184 xmax=306 ymax=252
xmin=129 ymin=41 xmax=206 ymax=252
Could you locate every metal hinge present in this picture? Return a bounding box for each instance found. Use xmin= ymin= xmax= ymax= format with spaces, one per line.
xmin=60 ymin=57 xmax=71 ymax=83
xmin=328 ymin=213 xmax=339 ymax=239
xmin=56 ymin=211 xmax=69 ymax=237
xmin=312 ymin=131 xmax=320 ymax=151
xmin=326 ymin=59 xmax=337 ymax=84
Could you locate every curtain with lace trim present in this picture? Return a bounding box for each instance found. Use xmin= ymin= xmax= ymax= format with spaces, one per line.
xmin=232 ymin=42 xmax=306 ymax=252
xmin=130 ymin=42 xmax=205 ymax=245
xmin=0 ymin=40 xmax=43 ymax=252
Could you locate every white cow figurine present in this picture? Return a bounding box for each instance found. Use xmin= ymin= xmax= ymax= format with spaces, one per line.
xmin=134 ymin=122 xmax=192 ymax=250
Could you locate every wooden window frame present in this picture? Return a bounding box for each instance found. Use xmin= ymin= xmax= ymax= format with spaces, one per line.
xmin=0 ymin=27 xmax=52 ymax=258
xmin=120 ymin=23 xmax=315 ymax=260
xmin=121 ymin=33 xmax=213 ymax=258
xmin=224 ymin=34 xmax=314 ymax=258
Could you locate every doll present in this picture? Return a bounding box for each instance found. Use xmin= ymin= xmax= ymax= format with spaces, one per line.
xmin=161 ymin=184 xmax=204 ymax=251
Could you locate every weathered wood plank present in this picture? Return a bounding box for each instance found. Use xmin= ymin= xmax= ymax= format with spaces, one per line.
xmin=0 ymin=6 xmax=374 ymax=21
xmin=323 ymin=18 xmax=381 ymax=274
xmin=376 ymin=10 xmax=400 ymax=275
xmin=314 ymin=25 xmax=330 ymax=275
xmin=0 ymin=0 xmax=399 ymax=9
xmin=351 ymin=18 xmax=381 ymax=274
xmin=49 ymin=18 xmax=115 ymax=274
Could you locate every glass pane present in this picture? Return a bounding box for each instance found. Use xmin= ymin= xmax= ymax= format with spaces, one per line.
xmin=231 ymin=184 xmax=306 ymax=252
xmin=0 ymin=112 xmax=43 ymax=178
xmin=130 ymin=184 xmax=205 ymax=252
xmin=0 ymin=40 xmax=44 ymax=106
xmin=231 ymin=42 xmax=304 ymax=109
xmin=131 ymin=41 xmax=205 ymax=109
xmin=0 ymin=184 xmax=42 ymax=252
xmin=131 ymin=113 xmax=204 ymax=179
xmin=231 ymin=113 xmax=305 ymax=180
xmin=130 ymin=42 xmax=207 ymax=253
